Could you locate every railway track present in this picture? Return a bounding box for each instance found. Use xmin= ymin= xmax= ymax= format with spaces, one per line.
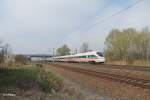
xmin=49 ymin=63 xmax=150 ymax=89
xmin=96 ymin=64 xmax=150 ymax=72
xmin=51 ymin=62 xmax=150 ymax=72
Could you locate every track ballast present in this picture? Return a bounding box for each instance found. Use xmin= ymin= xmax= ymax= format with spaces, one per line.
xmin=49 ymin=63 xmax=150 ymax=89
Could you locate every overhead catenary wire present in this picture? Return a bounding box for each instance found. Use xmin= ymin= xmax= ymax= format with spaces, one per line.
xmin=85 ymin=0 xmax=144 ymax=31
xmin=63 ymin=0 xmax=144 ymax=52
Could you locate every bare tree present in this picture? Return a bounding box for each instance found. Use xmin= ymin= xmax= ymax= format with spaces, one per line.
xmin=80 ymin=42 xmax=91 ymax=53
xmin=0 ymin=41 xmax=12 ymax=64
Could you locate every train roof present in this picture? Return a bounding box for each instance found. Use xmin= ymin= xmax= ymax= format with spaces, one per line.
xmin=53 ymin=51 xmax=99 ymax=58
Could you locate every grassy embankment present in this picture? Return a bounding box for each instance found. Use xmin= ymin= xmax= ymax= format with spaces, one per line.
xmin=0 ymin=64 xmax=62 ymax=94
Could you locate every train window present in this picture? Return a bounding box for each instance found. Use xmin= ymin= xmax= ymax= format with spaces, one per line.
xmin=79 ymin=55 xmax=86 ymax=58
xmin=92 ymin=55 xmax=97 ymax=58
xmin=83 ymin=56 xmax=86 ymax=58
xmin=88 ymin=55 xmax=97 ymax=58
xmin=97 ymin=52 xmax=104 ymax=57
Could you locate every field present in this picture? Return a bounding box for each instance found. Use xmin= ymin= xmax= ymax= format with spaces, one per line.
xmin=0 ymin=64 xmax=63 ymax=100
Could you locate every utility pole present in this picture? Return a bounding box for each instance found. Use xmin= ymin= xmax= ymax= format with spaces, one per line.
xmin=75 ymin=49 xmax=78 ymax=54
xmin=0 ymin=46 xmax=5 ymax=64
xmin=52 ymin=48 xmax=55 ymax=62
xmin=52 ymin=48 xmax=55 ymax=57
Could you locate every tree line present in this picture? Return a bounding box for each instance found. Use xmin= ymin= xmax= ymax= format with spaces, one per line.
xmin=1 ymin=27 xmax=149 ymax=65
xmin=104 ymin=27 xmax=150 ymax=64
xmin=56 ymin=42 xmax=91 ymax=56
xmin=0 ymin=40 xmax=30 ymax=65
xmin=56 ymin=27 xmax=150 ymax=65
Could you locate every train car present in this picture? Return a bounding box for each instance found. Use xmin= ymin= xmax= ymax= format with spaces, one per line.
xmin=48 ymin=51 xmax=105 ymax=63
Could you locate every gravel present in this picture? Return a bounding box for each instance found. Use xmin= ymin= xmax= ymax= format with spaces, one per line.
xmin=46 ymin=63 xmax=150 ymax=100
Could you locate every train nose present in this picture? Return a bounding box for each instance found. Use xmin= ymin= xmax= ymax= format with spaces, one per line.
xmin=95 ymin=57 xmax=105 ymax=63
xmin=100 ymin=57 xmax=105 ymax=62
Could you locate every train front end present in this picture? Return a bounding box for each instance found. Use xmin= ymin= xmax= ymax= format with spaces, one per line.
xmin=95 ymin=52 xmax=105 ymax=63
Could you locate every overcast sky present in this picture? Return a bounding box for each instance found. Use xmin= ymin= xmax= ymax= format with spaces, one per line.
xmin=0 ymin=0 xmax=150 ymax=54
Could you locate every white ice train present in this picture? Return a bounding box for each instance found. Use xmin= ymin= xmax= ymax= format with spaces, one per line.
xmin=48 ymin=51 xmax=105 ymax=63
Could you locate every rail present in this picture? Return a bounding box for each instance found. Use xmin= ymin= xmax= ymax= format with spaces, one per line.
xmin=50 ymin=63 xmax=150 ymax=89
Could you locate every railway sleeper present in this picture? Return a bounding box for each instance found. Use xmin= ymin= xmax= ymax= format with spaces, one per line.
xmin=50 ymin=64 xmax=150 ymax=89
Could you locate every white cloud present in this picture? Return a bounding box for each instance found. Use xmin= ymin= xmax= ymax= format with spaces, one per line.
xmin=0 ymin=0 xmax=149 ymax=54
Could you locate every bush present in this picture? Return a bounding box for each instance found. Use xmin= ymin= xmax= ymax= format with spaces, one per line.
xmin=38 ymin=67 xmax=62 ymax=92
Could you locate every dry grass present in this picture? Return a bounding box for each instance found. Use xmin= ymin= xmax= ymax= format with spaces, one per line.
xmin=106 ymin=60 xmax=150 ymax=67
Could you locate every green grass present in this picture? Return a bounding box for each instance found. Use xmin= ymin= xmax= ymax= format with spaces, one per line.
xmin=0 ymin=64 xmax=62 ymax=93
